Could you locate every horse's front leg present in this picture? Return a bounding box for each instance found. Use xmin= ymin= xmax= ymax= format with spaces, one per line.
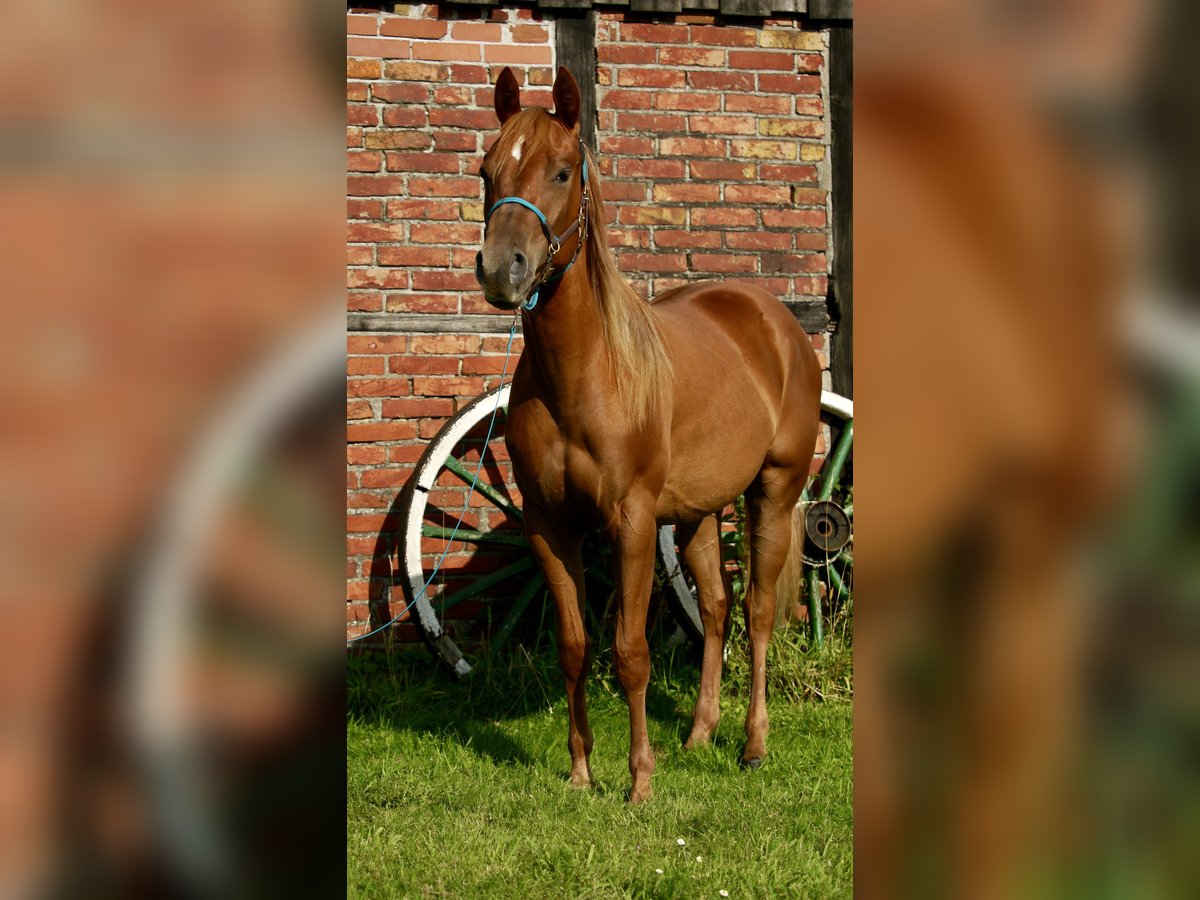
xmin=610 ymin=496 xmax=658 ymax=804
xmin=525 ymin=507 xmax=593 ymax=787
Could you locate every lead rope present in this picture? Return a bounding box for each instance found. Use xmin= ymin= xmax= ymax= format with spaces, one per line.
xmin=347 ymin=311 xmax=522 ymax=645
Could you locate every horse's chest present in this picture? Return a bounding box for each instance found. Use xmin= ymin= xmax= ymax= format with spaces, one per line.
xmin=507 ymin=408 xmax=610 ymax=520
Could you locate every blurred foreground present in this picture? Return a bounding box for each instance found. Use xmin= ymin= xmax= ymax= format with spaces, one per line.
xmin=855 ymin=1 xmax=1199 ymax=898
xmin=0 ymin=0 xmax=345 ymax=895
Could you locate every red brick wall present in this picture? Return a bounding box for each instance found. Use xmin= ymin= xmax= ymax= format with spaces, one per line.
xmin=346 ymin=6 xmax=834 ymax=641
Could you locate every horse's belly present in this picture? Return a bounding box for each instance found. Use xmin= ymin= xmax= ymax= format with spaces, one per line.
xmin=655 ymin=446 xmax=767 ymax=524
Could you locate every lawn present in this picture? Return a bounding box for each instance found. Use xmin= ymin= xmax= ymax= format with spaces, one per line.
xmin=347 ymin=623 xmax=852 ymax=898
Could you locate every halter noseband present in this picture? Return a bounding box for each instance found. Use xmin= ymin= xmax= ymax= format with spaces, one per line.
xmin=484 ymin=141 xmax=590 ymax=313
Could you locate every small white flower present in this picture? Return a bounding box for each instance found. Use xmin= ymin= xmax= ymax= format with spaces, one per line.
xmin=676 ymin=838 xmax=686 ymax=846
xmin=719 ymin=891 xmax=730 ymax=897
xmin=696 ymin=855 xmax=703 ymax=862
xmin=655 ymin=869 xmax=664 ymax=875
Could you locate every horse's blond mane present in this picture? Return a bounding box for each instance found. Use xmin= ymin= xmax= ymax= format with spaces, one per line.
xmin=580 ymin=144 xmax=673 ymax=427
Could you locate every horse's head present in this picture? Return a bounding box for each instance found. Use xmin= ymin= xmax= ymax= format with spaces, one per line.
xmin=475 ymin=66 xmax=586 ymax=310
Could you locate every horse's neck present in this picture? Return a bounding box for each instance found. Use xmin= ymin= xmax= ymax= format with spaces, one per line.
xmin=521 ymin=257 xmax=608 ymax=402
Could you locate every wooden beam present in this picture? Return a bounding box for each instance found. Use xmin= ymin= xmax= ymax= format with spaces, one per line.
xmin=348 ymin=313 xmax=518 ymax=334
xmin=827 ymin=24 xmax=852 ymax=398
xmin=554 ymin=10 xmax=597 ymax=153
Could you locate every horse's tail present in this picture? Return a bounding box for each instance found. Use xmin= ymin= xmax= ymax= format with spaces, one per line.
xmin=774 ymin=502 xmax=806 ymax=630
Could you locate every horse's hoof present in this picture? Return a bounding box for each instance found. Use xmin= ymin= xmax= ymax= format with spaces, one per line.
xmin=741 ymin=756 xmax=764 ymax=770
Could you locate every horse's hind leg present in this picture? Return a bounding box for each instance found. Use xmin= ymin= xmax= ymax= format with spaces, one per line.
xmin=525 ymin=508 xmax=593 ymax=787
xmin=742 ymin=465 xmax=807 ymax=768
xmin=678 ymin=514 xmax=731 ymax=749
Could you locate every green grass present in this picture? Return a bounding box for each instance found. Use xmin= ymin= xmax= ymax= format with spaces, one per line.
xmin=348 ymin=622 xmax=852 ymax=898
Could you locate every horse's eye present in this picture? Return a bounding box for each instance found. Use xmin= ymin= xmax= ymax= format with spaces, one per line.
xmin=555 ymin=169 xmax=570 ymax=183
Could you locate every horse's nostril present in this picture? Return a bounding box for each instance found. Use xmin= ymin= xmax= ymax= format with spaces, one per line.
xmin=510 ymin=251 xmax=527 ymax=286
xmin=474 ymin=252 xmax=484 ymax=282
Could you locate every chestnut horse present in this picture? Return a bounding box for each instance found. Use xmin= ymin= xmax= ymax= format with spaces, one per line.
xmin=475 ymin=66 xmax=821 ymax=803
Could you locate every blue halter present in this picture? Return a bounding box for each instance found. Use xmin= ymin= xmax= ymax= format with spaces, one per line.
xmin=484 ymin=147 xmax=589 ymax=312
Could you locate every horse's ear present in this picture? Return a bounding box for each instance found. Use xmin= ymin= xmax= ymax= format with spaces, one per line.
xmin=552 ymin=66 xmax=580 ymax=130
xmin=494 ymin=67 xmax=521 ymax=125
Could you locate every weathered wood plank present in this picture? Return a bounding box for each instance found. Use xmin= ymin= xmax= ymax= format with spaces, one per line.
xmin=554 ymin=11 xmax=598 ymax=153
xmin=827 ymin=23 xmax=852 ymax=397
xmin=807 ymin=0 xmax=852 ymax=20
xmin=783 ymin=300 xmax=831 ymax=334
xmin=348 ymin=313 xmax=517 ymax=334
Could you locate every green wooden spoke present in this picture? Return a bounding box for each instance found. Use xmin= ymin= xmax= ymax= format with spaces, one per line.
xmin=486 ymin=573 xmax=545 ymax=661
xmin=442 ymin=454 xmax=523 ymax=521
xmin=434 ymin=555 xmax=536 ymax=613
xmin=420 ymin=524 xmax=530 ymax=549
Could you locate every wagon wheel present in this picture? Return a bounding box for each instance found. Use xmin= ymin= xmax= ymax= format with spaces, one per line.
xmin=658 ymin=390 xmax=853 ymax=648
xmin=392 ymin=384 xmax=697 ymax=677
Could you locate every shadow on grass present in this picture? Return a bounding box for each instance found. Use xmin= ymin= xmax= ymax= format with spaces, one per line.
xmin=348 ymin=641 xmax=703 ymax=770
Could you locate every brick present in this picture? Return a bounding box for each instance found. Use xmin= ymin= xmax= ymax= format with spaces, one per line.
xmin=347 ymin=245 xmax=373 ymax=265
xmin=654 ymin=230 xmax=721 ymax=249
xmin=363 ymin=130 xmax=432 ymax=151
xmin=450 ymin=64 xmax=488 ymax=84
xmin=384 ymin=151 xmax=458 ymax=173
xmin=380 ymin=18 xmax=448 ymax=39
xmin=799 ymin=144 xmax=825 ymax=161
xmin=616 ymin=112 xmax=687 ymax=134
xmin=348 ymin=421 xmax=419 ymax=442
xmin=797 ymin=53 xmax=824 ymax=73
xmin=725 ymin=184 xmax=791 ymax=205
xmin=730 ymin=139 xmax=797 ymax=160
xmin=386 ymin=356 xmax=458 ymax=375
xmin=484 ymin=44 xmax=552 ymax=64
xmin=410 ymin=223 xmax=482 ymax=244
xmin=726 ymin=231 xmax=794 ymax=251
xmin=347 ymin=59 xmax=381 ymax=79
xmin=621 ymin=22 xmax=689 ymax=44
xmin=607 ymin=229 xmax=651 ymax=249
xmin=347 ymin=175 xmax=405 ymax=196
xmin=432 ymin=86 xmax=472 ymax=106
xmin=412 ymin=376 xmax=487 ymax=396
xmin=725 ymin=93 xmax=792 ymax=114
xmin=461 ymin=356 xmax=516 ymax=375
xmin=347 ymin=221 xmax=405 ymax=242
xmin=617 ymin=69 xmax=686 ymax=89
xmin=619 ymin=207 xmax=687 ymax=226
xmin=692 ymin=208 xmax=756 ymax=227
xmin=526 ymin=66 xmax=555 ymax=86
xmin=600 ymin=89 xmax=654 ymax=110
xmin=652 ymin=183 xmax=720 ymax=203
xmin=347 ymin=150 xmax=382 ymax=172
xmin=690 ymin=25 xmax=758 ymax=47
xmin=410 ymin=269 xmax=480 ymax=290
xmin=461 ymin=201 xmax=484 ymax=222
xmin=347 ymin=355 xmax=385 ymax=374
xmin=618 ymin=252 xmax=686 ymax=273
xmin=383 ymin=61 xmax=448 ymax=82
xmin=350 ymin=333 xmax=408 ymax=356
xmin=377 ymin=246 xmax=450 ymax=267
xmin=690 ymin=253 xmax=757 ymax=273
xmin=347 ymin=399 xmax=374 ymax=420
xmin=347 ymin=292 xmax=382 ymax=313
xmin=729 ymin=50 xmax=795 ymax=71
xmin=433 ymin=131 xmax=477 ymax=151
xmin=760 ymin=118 xmax=825 ymax=138
xmin=653 ymin=92 xmax=721 ymax=112
xmin=347 ymin=81 xmax=368 ymax=102
xmin=348 ymin=267 xmax=409 ymax=289
xmin=347 ymin=105 xmax=378 ymax=127
xmin=600 ymin=135 xmax=655 ymax=156
xmin=347 ymin=14 xmax=378 ymax=36
xmin=762 ymin=208 xmax=826 ymax=229
xmin=386 ymin=293 xmax=459 ymax=314
xmin=599 ymin=181 xmax=648 ymax=202
xmin=512 ymin=24 xmax=548 ymax=43
xmin=451 ymin=22 xmax=501 ymax=42
xmin=689 ymin=160 xmax=757 ymax=181
xmin=658 ymin=48 xmax=724 ymax=67
xmin=347 ymin=37 xmax=410 ymax=59
xmin=759 ymin=163 xmax=819 ymax=183
xmin=347 ymin=126 xmax=363 ymax=148
xmin=793 ymin=275 xmax=828 ymax=295
xmin=758 ymin=73 xmax=821 ymax=95
xmin=412 ymin=41 xmax=482 ymax=62
xmin=597 ymin=45 xmax=656 ymax=65
xmin=359 ymin=468 xmax=416 ymax=490
xmin=795 ymin=232 xmax=828 ymax=251
xmin=762 ymin=253 xmax=827 ymax=274
xmin=347 ymin=377 xmax=412 ymax=400
xmin=382 ymin=107 xmax=428 ymax=128
xmin=660 ymin=137 xmax=726 ymax=157
xmin=410 ymin=334 xmax=481 ymax=355
xmin=759 ymin=30 xmax=825 ymax=51
xmin=687 ymin=71 xmax=755 ymax=91
xmin=687 ymin=115 xmax=756 ymax=135
xmin=796 ymin=97 xmax=825 ymax=117
xmin=428 ymin=108 xmax=498 ymax=129
xmin=791 ymin=187 xmax=827 ymax=206
xmin=347 ymin=445 xmax=386 ymax=465
xmin=406 ymin=177 xmax=481 ymax=198
xmin=615 ymin=158 xmax=687 ymax=179
xmin=371 ymin=83 xmax=429 ymax=104
xmin=387 ymin=199 xmax=459 ymax=220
